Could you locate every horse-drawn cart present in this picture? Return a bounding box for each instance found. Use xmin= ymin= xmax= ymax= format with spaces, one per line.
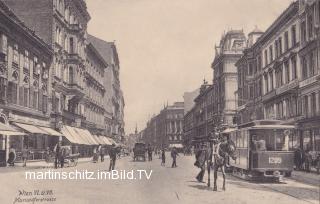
xmin=45 ymin=146 xmax=79 ymax=167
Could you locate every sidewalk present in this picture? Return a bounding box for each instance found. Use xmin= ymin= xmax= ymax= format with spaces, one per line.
xmin=290 ymin=170 xmax=320 ymax=187
xmin=0 ymin=157 xmax=97 ymax=173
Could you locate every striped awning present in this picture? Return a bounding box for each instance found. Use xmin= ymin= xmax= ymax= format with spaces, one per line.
xmin=0 ymin=123 xmax=26 ymax=136
xmin=61 ymin=126 xmax=87 ymax=145
xmin=14 ymin=123 xmax=49 ymax=134
xmin=38 ymin=126 xmax=63 ymax=137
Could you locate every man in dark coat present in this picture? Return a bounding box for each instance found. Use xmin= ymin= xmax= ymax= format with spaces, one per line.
xmin=109 ymin=144 xmax=117 ymax=171
xmin=171 ymin=147 xmax=179 ymax=168
xmin=147 ymin=145 xmax=153 ymax=161
xmin=54 ymin=141 xmax=61 ymax=169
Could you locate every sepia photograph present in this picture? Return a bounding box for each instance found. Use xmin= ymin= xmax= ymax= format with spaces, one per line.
xmin=0 ymin=0 xmax=319 ymax=203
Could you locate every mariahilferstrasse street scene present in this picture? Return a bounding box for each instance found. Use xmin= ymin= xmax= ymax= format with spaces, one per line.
xmin=0 ymin=0 xmax=320 ymax=204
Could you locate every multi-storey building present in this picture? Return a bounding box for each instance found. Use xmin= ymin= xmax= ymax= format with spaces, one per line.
xmin=235 ymin=28 xmax=264 ymax=125
xmin=3 ymin=0 xmax=91 ymax=130
xmin=142 ymin=102 xmax=184 ymax=149
xmin=183 ymin=81 xmax=214 ymax=148
xmin=84 ymin=41 xmax=107 ymax=135
xmin=183 ymin=88 xmax=200 ymax=113
xmin=260 ymin=2 xmax=301 ymax=127
xmin=297 ymin=0 xmax=320 ymax=152
xmin=87 ymin=35 xmax=125 ymax=141
xmin=211 ymin=30 xmax=246 ymax=131
xmin=0 ymin=0 xmax=58 ymax=164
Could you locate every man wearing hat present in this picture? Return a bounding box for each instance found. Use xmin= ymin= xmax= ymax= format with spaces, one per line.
xmin=109 ymin=143 xmax=117 ymax=171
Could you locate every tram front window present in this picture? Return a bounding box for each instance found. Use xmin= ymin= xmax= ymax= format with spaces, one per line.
xmin=250 ymin=129 xmax=290 ymax=151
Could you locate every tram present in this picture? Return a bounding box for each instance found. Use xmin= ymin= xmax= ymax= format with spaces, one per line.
xmin=228 ymin=120 xmax=295 ymax=182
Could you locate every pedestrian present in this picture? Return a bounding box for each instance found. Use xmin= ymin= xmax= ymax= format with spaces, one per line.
xmin=171 ymin=147 xmax=179 ymax=168
xmin=109 ymin=144 xmax=117 ymax=171
xmin=7 ymin=145 xmax=16 ymax=167
xmin=161 ymin=149 xmax=166 ymax=166
xmin=147 ymin=144 xmax=153 ymax=161
xmin=93 ymin=146 xmax=98 ymax=163
xmin=304 ymin=150 xmax=312 ymax=173
xmin=54 ymin=141 xmax=61 ymax=169
xmin=22 ymin=146 xmax=29 ymax=167
xmin=100 ymin=145 xmax=105 ymax=162
xmin=60 ymin=146 xmax=65 ymax=168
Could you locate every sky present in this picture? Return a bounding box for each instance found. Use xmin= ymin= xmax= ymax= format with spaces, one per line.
xmin=86 ymin=0 xmax=293 ymax=134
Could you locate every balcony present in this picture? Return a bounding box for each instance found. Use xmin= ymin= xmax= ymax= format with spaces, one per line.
xmin=66 ymin=53 xmax=83 ymax=64
xmin=69 ymin=24 xmax=81 ymax=32
xmin=62 ymin=109 xmax=86 ymax=123
xmin=299 ymin=74 xmax=320 ymax=88
xmin=276 ymin=80 xmax=299 ymax=96
xmin=261 ymin=90 xmax=276 ymax=102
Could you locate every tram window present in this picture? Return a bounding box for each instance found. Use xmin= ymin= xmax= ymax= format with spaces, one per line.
xmin=275 ymin=129 xmax=289 ymax=151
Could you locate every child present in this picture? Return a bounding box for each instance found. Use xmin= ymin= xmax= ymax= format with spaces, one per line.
xmin=161 ymin=149 xmax=165 ymax=166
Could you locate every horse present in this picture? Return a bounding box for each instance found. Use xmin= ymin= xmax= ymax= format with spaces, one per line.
xmin=211 ymin=140 xmax=237 ymax=191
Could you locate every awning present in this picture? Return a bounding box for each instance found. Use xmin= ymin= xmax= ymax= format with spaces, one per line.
xmin=38 ymin=126 xmax=62 ymax=137
xmin=0 ymin=123 xmax=26 ymax=136
xmin=169 ymin=144 xmax=183 ymax=148
xmin=222 ymin=128 xmax=236 ymax=134
xmin=73 ymin=128 xmax=92 ymax=145
xmin=61 ymin=126 xmax=87 ymax=145
xmin=92 ymin=135 xmax=105 ymax=145
xmin=99 ymin=136 xmax=112 ymax=145
xmin=14 ymin=123 xmax=49 ymax=134
xmin=107 ymin=137 xmax=117 ymax=145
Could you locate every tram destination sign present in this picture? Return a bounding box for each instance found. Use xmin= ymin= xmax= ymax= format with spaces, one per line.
xmin=268 ymin=157 xmax=282 ymax=164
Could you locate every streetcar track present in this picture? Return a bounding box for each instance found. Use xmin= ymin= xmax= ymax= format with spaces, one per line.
xmin=228 ymin=174 xmax=319 ymax=204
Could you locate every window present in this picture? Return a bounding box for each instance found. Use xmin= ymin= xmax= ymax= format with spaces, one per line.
xmin=264 ymin=74 xmax=269 ymax=93
xmin=308 ymin=14 xmax=314 ymax=39
xmin=33 ymin=91 xmax=38 ymax=109
xmin=269 ymin=71 xmax=274 ymax=90
xmin=284 ymin=31 xmax=289 ymax=51
xmin=23 ymin=87 xmax=29 ymax=107
xmin=0 ymin=34 xmax=7 ymax=54
xmin=284 ymin=61 xmax=290 ymax=83
xmin=291 ymin=55 xmax=297 ymax=79
xmin=269 ymin=45 xmax=273 ymax=62
xmin=278 ymin=37 xmax=282 ymax=55
xmin=301 ymin=21 xmax=307 ymax=43
xmin=264 ymin=50 xmax=268 ymax=66
xmin=276 ymin=68 xmax=283 ymax=88
xmin=275 ymin=40 xmax=278 ymax=58
xmin=13 ymin=44 xmax=18 ymax=64
xmin=302 ymin=57 xmax=308 ymax=79
xmin=7 ymin=82 xmax=17 ymax=104
xmin=309 ymin=52 xmax=315 ymax=77
xmin=291 ymin=25 xmax=296 ymax=46
xmin=24 ymin=50 xmax=29 ymax=69
xmin=304 ymin=95 xmax=309 ymax=117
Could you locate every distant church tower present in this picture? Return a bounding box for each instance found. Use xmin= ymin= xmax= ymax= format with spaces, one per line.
xmin=135 ymin=123 xmax=138 ymax=135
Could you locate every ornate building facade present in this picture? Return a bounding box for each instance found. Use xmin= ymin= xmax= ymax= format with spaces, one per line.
xmin=211 ymin=30 xmax=246 ymax=131
xmin=0 ymin=0 xmax=56 ymax=163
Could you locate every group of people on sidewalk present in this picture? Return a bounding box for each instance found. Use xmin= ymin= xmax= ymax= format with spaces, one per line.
xmin=294 ymin=148 xmax=320 ymax=174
